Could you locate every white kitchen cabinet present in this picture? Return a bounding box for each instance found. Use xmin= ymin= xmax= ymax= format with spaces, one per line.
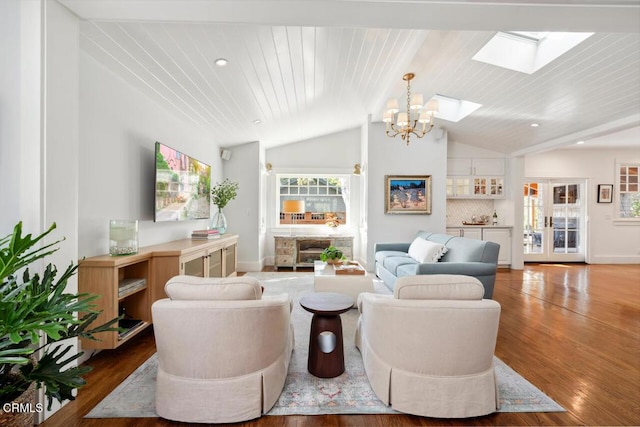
xmin=472 ymin=158 xmax=505 ymax=175
xmin=482 ymin=228 xmax=512 ymax=266
xmin=447 ymin=158 xmax=473 ymax=176
xmin=447 ymin=158 xmax=506 ymax=199
xmin=446 ymin=227 xmax=482 ymax=240
xmin=447 ymin=158 xmax=505 ymax=176
xmin=446 ymin=177 xmax=472 ymax=198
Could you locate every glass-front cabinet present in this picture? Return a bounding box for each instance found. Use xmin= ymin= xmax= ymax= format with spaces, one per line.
xmin=208 ymin=248 xmax=223 ymax=277
xmin=223 ymin=243 xmax=237 ymax=276
xmin=182 ymin=251 xmax=206 ymax=277
xmin=447 ymin=158 xmax=505 ymax=199
xmin=180 ymin=239 xmax=238 ymax=278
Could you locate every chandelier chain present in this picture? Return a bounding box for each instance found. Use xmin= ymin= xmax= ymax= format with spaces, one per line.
xmin=406 ymin=78 xmax=411 ymax=145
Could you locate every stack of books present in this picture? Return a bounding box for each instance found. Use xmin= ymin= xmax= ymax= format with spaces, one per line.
xmin=118 ymin=278 xmax=147 ymax=298
xmin=118 ymin=318 xmax=145 ymax=340
xmin=191 ymin=229 xmax=220 ymax=240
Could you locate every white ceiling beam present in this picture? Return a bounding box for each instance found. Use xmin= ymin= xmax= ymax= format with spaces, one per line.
xmin=59 ymin=1 xmax=640 ymax=33
xmin=509 ymin=113 xmax=640 ymax=157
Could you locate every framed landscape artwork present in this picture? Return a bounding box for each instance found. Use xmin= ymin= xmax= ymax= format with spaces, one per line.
xmin=385 ymin=175 xmax=432 ymax=214
xmin=597 ymin=184 xmax=613 ymax=203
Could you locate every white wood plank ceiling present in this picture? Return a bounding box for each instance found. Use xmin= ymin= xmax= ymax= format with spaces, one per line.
xmin=62 ymin=0 xmax=640 ymax=154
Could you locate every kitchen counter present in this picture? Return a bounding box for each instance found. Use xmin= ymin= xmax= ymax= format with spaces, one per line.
xmin=447 ymin=225 xmax=513 ymax=228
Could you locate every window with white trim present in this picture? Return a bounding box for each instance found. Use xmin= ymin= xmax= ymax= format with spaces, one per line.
xmin=618 ymin=164 xmax=640 ymax=218
xmin=277 ymin=174 xmax=350 ymax=226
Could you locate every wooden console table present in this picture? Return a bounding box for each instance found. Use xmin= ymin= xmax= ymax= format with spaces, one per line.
xmin=274 ymin=235 xmax=354 ymax=270
xmin=78 ymin=234 xmax=238 ymax=349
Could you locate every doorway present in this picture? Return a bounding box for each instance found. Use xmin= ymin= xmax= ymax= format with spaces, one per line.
xmin=523 ymin=179 xmax=586 ymax=262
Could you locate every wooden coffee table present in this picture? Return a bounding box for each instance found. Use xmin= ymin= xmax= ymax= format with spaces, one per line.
xmin=299 ymin=292 xmax=354 ymax=378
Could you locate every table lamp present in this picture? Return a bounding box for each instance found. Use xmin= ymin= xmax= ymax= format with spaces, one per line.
xmin=283 ymin=200 xmax=305 ymax=235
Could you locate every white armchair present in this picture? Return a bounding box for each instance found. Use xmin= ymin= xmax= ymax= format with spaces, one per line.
xmin=355 ymin=274 xmax=501 ymax=418
xmin=151 ymin=275 xmax=294 ymax=423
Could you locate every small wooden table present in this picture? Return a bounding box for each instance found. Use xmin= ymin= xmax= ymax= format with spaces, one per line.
xmin=299 ymin=292 xmax=354 ymax=378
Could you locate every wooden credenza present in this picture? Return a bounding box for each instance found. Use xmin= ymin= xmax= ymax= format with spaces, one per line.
xmin=274 ymin=235 xmax=354 ymax=270
xmin=78 ymin=234 xmax=238 ymax=349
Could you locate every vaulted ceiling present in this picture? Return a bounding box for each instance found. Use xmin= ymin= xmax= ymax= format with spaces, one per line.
xmin=59 ymin=0 xmax=640 ymax=155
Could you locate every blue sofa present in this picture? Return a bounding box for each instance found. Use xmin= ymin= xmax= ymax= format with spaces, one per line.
xmin=374 ymin=231 xmax=500 ymax=298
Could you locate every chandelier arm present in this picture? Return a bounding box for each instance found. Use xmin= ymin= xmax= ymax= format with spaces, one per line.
xmin=412 ymin=122 xmax=435 ymax=139
xmin=386 ymin=123 xmax=400 ymax=138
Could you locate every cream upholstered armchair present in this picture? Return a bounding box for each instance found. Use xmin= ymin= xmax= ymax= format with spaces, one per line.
xmin=355 ymin=274 xmax=501 ymax=418
xmin=151 ymin=275 xmax=294 ymax=423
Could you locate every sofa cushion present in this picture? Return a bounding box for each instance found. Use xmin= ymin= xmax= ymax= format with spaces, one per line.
xmin=383 ymin=256 xmax=418 ymax=276
xmin=394 ymin=275 xmax=485 ymax=300
xmin=408 ymin=237 xmax=448 ymax=263
xmin=437 ymin=236 xmax=489 ymax=262
xmin=375 ymin=250 xmax=411 ymax=265
xmin=165 ymin=275 xmax=262 ymax=301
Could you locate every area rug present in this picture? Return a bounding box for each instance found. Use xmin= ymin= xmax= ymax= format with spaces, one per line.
xmin=86 ymin=272 xmax=565 ymax=418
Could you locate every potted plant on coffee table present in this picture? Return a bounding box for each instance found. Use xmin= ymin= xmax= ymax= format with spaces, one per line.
xmin=0 ymin=222 xmax=119 ymax=426
xmin=320 ymin=246 xmax=346 ymax=265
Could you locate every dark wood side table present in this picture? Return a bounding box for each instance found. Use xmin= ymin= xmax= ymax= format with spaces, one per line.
xmin=299 ymin=292 xmax=354 ymax=378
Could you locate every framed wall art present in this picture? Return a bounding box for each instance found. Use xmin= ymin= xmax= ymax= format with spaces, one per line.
xmin=597 ymin=184 xmax=613 ymax=203
xmin=384 ymin=175 xmax=432 ymax=214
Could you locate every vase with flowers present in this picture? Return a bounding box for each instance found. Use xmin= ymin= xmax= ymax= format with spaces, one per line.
xmin=325 ymin=213 xmax=341 ymax=233
xmin=210 ymin=179 xmax=239 ymax=233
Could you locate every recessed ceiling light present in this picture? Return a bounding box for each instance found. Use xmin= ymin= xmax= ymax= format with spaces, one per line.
xmin=214 ymin=58 xmax=228 ymax=67
xmin=253 ymin=119 xmax=262 ymax=125
xmin=531 ymin=123 xmax=540 ymax=127
xmin=576 ymin=140 xmax=585 ymax=145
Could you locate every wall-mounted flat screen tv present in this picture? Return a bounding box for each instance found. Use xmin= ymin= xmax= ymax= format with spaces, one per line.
xmin=154 ymin=142 xmax=211 ymax=222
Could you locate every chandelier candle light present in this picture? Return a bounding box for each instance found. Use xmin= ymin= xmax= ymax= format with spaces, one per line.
xmin=384 ymin=73 xmax=439 ymax=145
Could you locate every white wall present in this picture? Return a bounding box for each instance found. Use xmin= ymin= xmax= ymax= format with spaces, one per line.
xmin=78 ymin=53 xmax=220 ymax=258
xmin=220 ymin=141 xmax=261 ymax=271
xmin=0 ymin=0 xmax=42 ymax=234
xmin=0 ymin=0 xmax=22 ymax=232
xmin=525 ymin=146 xmax=640 ymax=263
xmin=365 ymin=122 xmax=448 ymax=269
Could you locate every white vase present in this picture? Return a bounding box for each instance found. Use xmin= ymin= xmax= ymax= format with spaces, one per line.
xmin=210 ymin=208 xmax=227 ymax=234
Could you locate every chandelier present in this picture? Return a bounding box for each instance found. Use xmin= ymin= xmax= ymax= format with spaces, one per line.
xmin=383 ymin=73 xmax=439 ymax=145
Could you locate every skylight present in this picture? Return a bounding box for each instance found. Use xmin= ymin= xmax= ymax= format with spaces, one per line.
xmin=429 ymin=94 xmax=482 ymax=123
xmin=473 ymin=31 xmax=593 ymax=74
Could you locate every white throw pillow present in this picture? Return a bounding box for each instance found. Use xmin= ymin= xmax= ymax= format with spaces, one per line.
xmin=407 ymin=238 xmax=448 ymax=263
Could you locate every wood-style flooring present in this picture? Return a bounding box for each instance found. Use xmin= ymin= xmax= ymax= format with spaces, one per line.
xmin=42 ymin=263 xmax=640 ymax=426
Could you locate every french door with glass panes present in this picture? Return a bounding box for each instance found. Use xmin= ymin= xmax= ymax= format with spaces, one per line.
xmin=523 ymin=179 xmax=586 ymax=262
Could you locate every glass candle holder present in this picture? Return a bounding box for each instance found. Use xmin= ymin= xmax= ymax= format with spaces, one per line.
xmin=109 ymin=220 xmax=139 ymax=256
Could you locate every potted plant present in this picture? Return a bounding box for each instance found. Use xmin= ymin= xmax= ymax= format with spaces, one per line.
xmin=0 ymin=222 xmax=118 ymax=424
xmin=210 ymin=178 xmax=239 ymax=233
xmin=631 ymin=194 xmax=640 ymax=217
xmin=320 ymin=246 xmax=346 ymax=265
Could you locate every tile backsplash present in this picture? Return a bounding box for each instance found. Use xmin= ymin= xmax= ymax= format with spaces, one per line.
xmin=446 ymin=199 xmax=495 ymax=226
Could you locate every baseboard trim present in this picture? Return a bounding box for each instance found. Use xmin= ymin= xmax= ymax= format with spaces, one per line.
xmin=589 ymin=255 xmax=640 ymax=264
xmin=238 ymin=260 xmax=264 ymax=272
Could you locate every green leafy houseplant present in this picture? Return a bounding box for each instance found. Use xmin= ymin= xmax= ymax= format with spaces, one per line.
xmin=631 ymin=195 xmax=640 ymax=217
xmin=0 ymin=222 xmax=119 ymax=410
xmin=211 ymin=179 xmax=239 ymax=210
xmin=320 ymin=246 xmax=345 ymax=264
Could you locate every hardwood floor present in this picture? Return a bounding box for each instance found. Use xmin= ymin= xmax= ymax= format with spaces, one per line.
xmin=43 ymin=264 xmax=640 ymax=426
